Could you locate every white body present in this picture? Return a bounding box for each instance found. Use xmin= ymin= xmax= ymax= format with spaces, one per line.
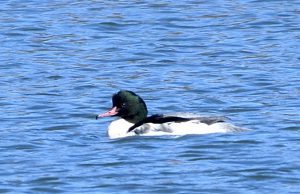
xmin=107 ymin=118 xmax=243 ymax=139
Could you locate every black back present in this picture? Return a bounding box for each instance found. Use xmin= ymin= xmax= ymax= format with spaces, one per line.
xmin=127 ymin=114 xmax=225 ymax=132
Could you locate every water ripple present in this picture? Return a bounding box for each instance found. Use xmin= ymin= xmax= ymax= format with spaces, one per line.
xmin=1 ymin=0 xmax=300 ymax=193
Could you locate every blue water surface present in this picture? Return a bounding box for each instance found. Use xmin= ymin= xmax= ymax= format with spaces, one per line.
xmin=1 ymin=0 xmax=300 ymax=193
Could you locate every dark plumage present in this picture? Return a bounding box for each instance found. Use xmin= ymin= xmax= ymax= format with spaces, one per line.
xmin=101 ymin=90 xmax=225 ymax=133
xmin=96 ymin=90 xmax=243 ymax=139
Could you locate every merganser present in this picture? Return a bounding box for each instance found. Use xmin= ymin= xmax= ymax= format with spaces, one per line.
xmin=96 ymin=90 xmax=243 ymax=139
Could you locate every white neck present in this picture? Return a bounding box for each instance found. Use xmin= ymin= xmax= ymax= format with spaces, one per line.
xmin=107 ymin=118 xmax=135 ymax=139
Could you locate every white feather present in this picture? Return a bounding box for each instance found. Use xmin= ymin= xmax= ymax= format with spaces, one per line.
xmin=107 ymin=118 xmax=244 ymax=139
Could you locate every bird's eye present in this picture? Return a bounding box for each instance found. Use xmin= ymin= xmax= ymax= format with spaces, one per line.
xmin=122 ymin=103 xmax=126 ymax=107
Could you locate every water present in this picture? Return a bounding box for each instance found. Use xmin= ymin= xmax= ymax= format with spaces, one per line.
xmin=1 ymin=0 xmax=300 ymax=193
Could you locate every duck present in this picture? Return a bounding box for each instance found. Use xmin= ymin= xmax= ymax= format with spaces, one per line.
xmin=96 ymin=90 xmax=243 ymax=139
